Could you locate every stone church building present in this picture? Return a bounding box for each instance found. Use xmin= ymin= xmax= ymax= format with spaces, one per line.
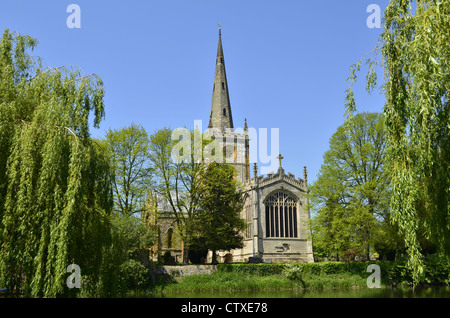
xmin=150 ymin=29 xmax=314 ymax=264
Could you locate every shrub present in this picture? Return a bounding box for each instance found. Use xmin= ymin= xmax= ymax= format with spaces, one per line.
xmin=216 ymin=257 xmax=450 ymax=287
xmin=284 ymin=264 xmax=303 ymax=281
xmin=422 ymin=255 xmax=450 ymax=285
xmin=217 ymin=263 xmax=284 ymax=276
xmin=119 ymin=259 xmax=150 ymax=291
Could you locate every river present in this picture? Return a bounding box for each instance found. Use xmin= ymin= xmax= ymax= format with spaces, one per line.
xmin=149 ymin=286 xmax=450 ymax=298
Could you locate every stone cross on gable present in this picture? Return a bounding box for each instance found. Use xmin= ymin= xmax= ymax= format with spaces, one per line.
xmin=277 ymin=154 xmax=284 ymax=170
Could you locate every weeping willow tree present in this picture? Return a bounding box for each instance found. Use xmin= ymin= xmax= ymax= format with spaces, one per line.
xmin=345 ymin=1 xmax=449 ymax=284
xmin=0 ymin=29 xmax=114 ymax=297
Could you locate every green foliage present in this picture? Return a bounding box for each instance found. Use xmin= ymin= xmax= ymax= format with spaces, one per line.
xmin=101 ymin=214 xmax=155 ymax=295
xmin=148 ymin=128 xmax=246 ymax=264
xmin=0 ymin=29 xmax=112 ymax=297
xmin=218 ymin=258 xmax=450 ymax=287
xmin=418 ymin=254 xmax=450 ymax=285
xmin=158 ymin=271 xmax=296 ymax=293
xmin=119 ymin=259 xmax=150 ymax=291
xmin=156 ymin=260 xmax=449 ymax=295
xmin=148 ymin=127 xmax=206 ymax=264
xmin=310 ymin=113 xmax=399 ymax=260
xmin=103 ymin=123 xmax=152 ymax=216
xmin=284 ymin=264 xmax=304 ymax=282
xmin=190 ymin=162 xmax=246 ymax=260
xmin=344 ymin=0 xmax=450 ymax=285
xmin=217 ymin=263 xmax=284 ymax=276
xmin=110 ymin=214 xmax=155 ymax=260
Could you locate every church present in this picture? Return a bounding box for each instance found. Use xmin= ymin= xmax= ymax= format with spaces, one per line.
xmin=150 ymin=28 xmax=314 ymax=264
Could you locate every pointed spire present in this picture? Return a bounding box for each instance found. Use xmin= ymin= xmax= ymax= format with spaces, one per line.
xmin=208 ymin=26 xmax=233 ymax=131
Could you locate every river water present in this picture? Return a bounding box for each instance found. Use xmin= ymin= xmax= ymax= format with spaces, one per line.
xmin=151 ymin=286 xmax=450 ymax=298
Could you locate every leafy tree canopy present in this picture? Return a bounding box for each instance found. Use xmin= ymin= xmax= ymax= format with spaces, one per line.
xmin=190 ymin=162 xmax=246 ymax=262
xmin=103 ymin=123 xmax=152 ymax=216
xmin=345 ymin=0 xmax=449 ymax=283
xmin=310 ymin=113 xmax=400 ymax=260
xmin=0 ymin=29 xmax=112 ymax=297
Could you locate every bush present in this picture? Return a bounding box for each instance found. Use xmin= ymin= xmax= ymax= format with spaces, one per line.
xmin=217 ymin=257 xmax=450 ymax=287
xmin=119 ymin=259 xmax=150 ymax=291
xmin=422 ymin=254 xmax=450 ymax=285
xmin=284 ymin=264 xmax=303 ymax=281
xmin=217 ymin=263 xmax=284 ymax=276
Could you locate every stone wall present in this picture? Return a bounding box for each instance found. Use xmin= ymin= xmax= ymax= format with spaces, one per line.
xmin=154 ymin=265 xmax=218 ymax=277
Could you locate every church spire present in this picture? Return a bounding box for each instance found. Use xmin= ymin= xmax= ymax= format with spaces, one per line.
xmin=208 ymin=26 xmax=233 ymax=131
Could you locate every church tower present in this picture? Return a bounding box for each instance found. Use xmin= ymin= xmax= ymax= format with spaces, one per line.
xmin=207 ymin=27 xmax=250 ymax=183
xmin=149 ymin=28 xmax=314 ymax=265
xmin=205 ymin=29 xmax=313 ymax=264
xmin=208 ymin=27 xmax=234 ymax=131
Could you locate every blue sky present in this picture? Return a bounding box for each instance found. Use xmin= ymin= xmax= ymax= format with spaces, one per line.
xmin=0 ymin=0 xmax=389 ymax=184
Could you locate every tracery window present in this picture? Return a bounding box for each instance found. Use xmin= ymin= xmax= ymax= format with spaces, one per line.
xmin=264 ymin=192 xmax=298 ymax=238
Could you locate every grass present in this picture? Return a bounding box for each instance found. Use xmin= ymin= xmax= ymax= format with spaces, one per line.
xmin=154 ymin=271 xmax=369 ymax=294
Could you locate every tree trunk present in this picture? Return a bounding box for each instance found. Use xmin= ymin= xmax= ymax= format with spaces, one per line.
xmin=182 ymin=248 xmax=189 ymax=265
xmin=212 ymin=250 xmax=218 ymax=264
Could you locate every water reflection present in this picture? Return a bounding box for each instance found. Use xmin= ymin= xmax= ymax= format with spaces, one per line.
xmin=149 ymin=286 xmax=450 ymax=298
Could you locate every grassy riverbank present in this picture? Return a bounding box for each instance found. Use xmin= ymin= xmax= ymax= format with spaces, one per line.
xmin=156 ymin=271 xmax=368 ymax=294
xmin=150 ymin=258 xmax=450 ymax=295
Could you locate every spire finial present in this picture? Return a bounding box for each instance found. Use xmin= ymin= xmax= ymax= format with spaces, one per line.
xmin=218 ymin=23 xmax=222 ymax=34
xmin=303 ymin=166 xmax=308 ymax=186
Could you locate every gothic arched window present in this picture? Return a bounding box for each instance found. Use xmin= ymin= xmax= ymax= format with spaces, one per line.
xmin=167 ymin=228 xmax=173 ymax=248
xmin=243 ymin=195 xmax=252 ymax=238
xmin=264 ymin=192 xmax=298 ymax=238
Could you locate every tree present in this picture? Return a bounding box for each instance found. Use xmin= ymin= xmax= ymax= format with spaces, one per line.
xmin=148 ymin=127 xmax=245 ymax=264
xmin=345 ymin=0 xmax=449 ymax=283
xmin=310 ymin=112 xmax=395 ymax=260
xmin=190 ymin=162 xmax=246 ymax=263
xmin=107 ymin=213 xmax=155 ymax=294
xmin=0 ymin=29 xmax=113 ymax=297
xmin=104 ymin=123 xmax=151 ymax=216
xmin=148 ymin=127 xmax=207 ymax=264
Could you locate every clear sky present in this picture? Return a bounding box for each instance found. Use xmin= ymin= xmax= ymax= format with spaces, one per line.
xmin=0 ymin=0 xmax=389 ymax=184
